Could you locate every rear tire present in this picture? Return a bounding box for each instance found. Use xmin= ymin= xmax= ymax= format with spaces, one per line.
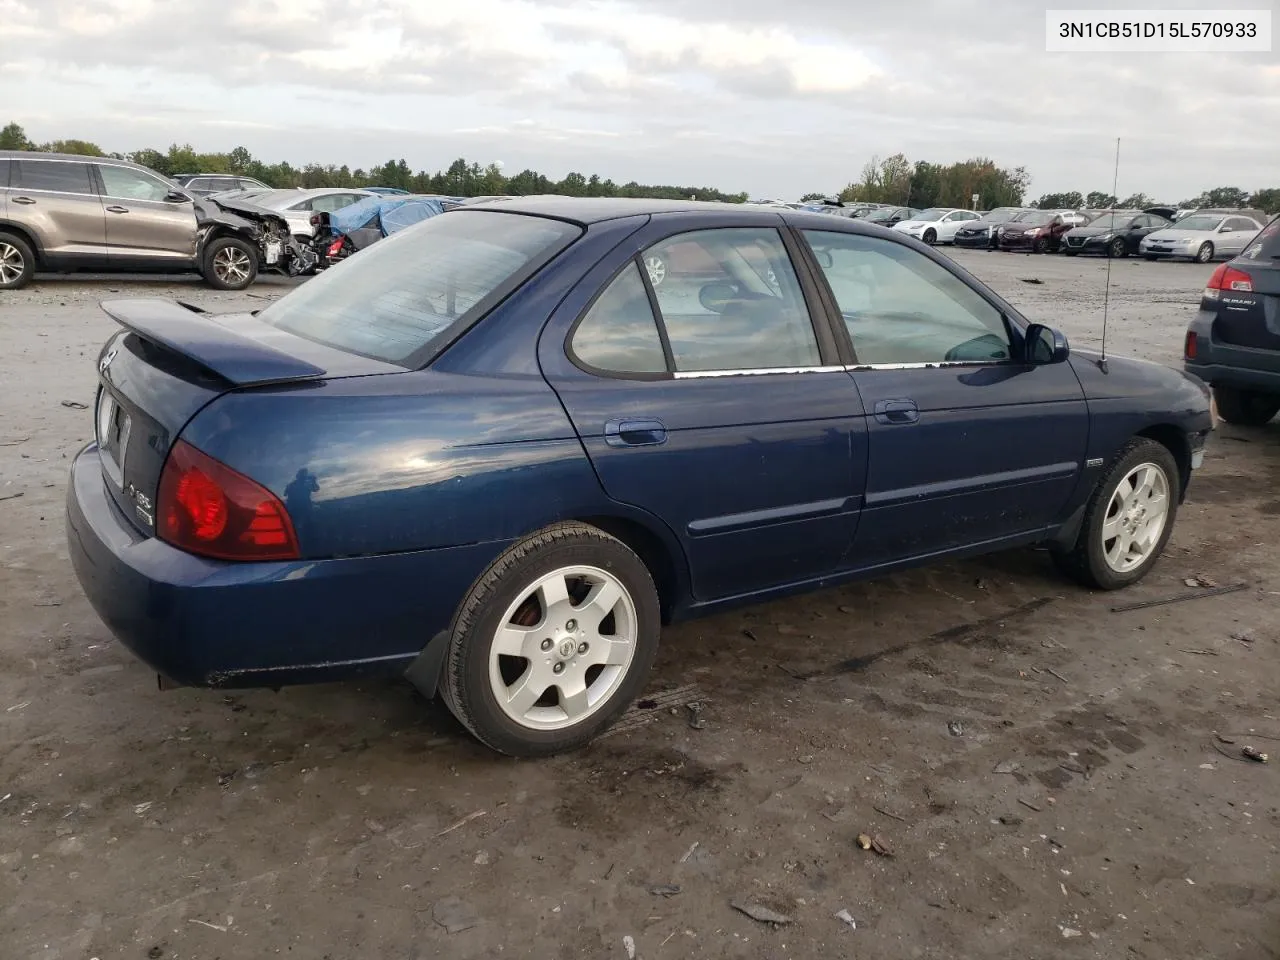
xmin=1108 ymin=238 xmax=1127 ymax=258
xmin=1052 ymin=437 xmax=1180 ymax=590
xmin=1032 ymin=237 xmax=1047 ymax=254
xmin=202 ymin=236 xmax=258 ymax=291
xmin=1212 ymin=385 xmax=1280 ymax=426
xmin=0 ymin=231 xmax=36 ymax=290
xmin=1195 ymin=242 xmax=1214 ymax=264
xmin=440 ymin=522 xmax=661 ymax=757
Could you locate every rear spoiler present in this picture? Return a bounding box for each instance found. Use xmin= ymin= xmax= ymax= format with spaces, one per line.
xmin=100 ymin=299 xmax=326 ymax=387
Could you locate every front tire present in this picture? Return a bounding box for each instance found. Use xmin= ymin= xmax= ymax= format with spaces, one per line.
xmin=1031 ymin=237 xmax=1047 ymax=254
xmin=203 ymin=236 xmax=258 ymax=291
xmin=1052 ymin=438 xmax=1180 ymax=590
xmin=1213 ymin=385 xmax=1280 ymax=426
xmin=0 ymin=232 xmax=36 ymax=290
xmin=922 ymin=228 xmax=937 ymax=245
xmin=441 ymin=522 xmax=660 ymax=757
xmin=1195 ymin=242 xmax=1214 ymax=264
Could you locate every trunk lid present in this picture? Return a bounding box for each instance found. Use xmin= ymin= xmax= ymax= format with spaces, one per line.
xmin=93 ymin=298 xmax=401 ymax=534
xmin=1210 ymin=259 xmax=1280 ymax=351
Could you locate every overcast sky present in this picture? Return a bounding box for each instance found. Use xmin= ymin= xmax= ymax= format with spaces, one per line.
xmin=2 ymin=0 xmax=1277 ymax=201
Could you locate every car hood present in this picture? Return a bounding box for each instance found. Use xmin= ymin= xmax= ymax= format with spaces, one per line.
xmin=1068 ymin=348 xmax=1211 ymax=421
xmin=1000 ymin=222 xmax=1043 ymax=234
xmin=196 ymin=195 xmax=292 ymax=233
xmin=894 ymin=219 xmax=939 ymax=229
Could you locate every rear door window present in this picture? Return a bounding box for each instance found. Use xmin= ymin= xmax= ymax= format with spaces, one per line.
xmin=257 ymin=211 xmax=580 ymax=366
xmin=0 ymin=158 xmax=10 ymax=188
xmin=12 ymin=159 xmax=95 ymax=195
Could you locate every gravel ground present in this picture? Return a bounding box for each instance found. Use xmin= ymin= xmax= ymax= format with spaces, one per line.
xmin=2 ymin=251 xmax=1278 ymax=960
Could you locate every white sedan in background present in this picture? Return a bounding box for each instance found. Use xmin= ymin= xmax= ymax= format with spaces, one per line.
xmin=1139 ymin=213 xmax=1263 ymax=263
xmin=222 ymin=188 xmax=378 ymax=241
xmin=892 ymin=207 xmax=982 ymax=245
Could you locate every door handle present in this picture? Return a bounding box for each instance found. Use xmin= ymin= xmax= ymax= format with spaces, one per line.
xmin=12 ymin=196 xmax=35 ymax=205
xmin=106 ymin=205 xmax=129 ymax=214
xmin=604 ymin=418 xmax=667 ymax=447
xmin=873 ymin=399 xmax=919 ymax=425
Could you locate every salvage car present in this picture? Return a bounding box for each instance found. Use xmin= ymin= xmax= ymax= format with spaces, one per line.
xmin=1140 ymin=212 xmax=1263 ymax=263
xmin=996 ymin=209 xmax=1073 ymax=253
xmin=236 ymin=187 xmax=376 ymax=241
xmin=1183 ymin=214 xmax=1280 ymax=425
xmin=171 ymin=173 xmax=271 ymax=197
xmin=1062 ymin=210 xmax=1173 ymax=258
xmin=861 ymin=206 xmax=921 ymax=228
xmin=892 ymin=207 xmax=982 ymax=244
xmin=66 ymin=198 xmax=1212 ymax=756
xmin=309 ymin=194 xmax=449 ymax=268
xmin=0 ymin=151 xmax=314 ymax=290
xmin=953 ymin=207 xmax=1027 ymax=249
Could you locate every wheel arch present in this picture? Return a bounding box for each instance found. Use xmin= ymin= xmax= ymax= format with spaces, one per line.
xmin=572 ymin=513 xmax=687 ymax=625
xmin=0 ymin=221 xmax=44 ymax=265
xmin=1135 ymin=423 xmax=1190 ymax=501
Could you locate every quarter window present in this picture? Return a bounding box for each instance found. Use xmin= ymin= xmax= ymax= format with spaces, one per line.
xmin=571 ymin=261 xmax=667 ymax=374
xmin=803 ymin=229 xmax=1011 ymax=365
xmin=12 ymin=160 xmax=95 ymax=196
xmin=98 ymin=164 xmax=173 ymax=202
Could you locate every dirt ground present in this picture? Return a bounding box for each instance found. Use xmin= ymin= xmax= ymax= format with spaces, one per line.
xmin=2 ymin=251 xmax=1278 ymax=960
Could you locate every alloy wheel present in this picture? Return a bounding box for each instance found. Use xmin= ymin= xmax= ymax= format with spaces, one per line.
xmin=213 ymin=246 xmax=252 ymax=285
xmin=487 ymin=565 xmax=638 ymax=730
xmin=0 ymin=242 xmax=24 ymax=285
xmin=1101 ymin=462 xmax=1170 ymax=574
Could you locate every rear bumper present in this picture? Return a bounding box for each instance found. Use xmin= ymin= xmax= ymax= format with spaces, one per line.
xmin=1184 ymin=312 xmax=1280 ymax=394
xmin=1185 ymin=359 xmax=1280 ymax=393
xmin=66 ymin=443 xmax=506 ymax=689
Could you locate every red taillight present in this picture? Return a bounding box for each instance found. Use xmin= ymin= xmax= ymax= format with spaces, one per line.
xmin=1184 ymin=330 xmax=1198 ymax=359
xmin=1203 ymin=264 xmax=1253 ymax=300
xmin=157 ymin=440 xmax=299 ymax=561
xmin=326 ymin=237 xmax=345 ymax=257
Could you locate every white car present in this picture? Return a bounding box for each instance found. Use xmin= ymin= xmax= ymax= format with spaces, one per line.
xmin=892 ymin=207 xmax=982 ymax=245
xmin=1139 ymin=213 xmax=1263 ymax=263
xmin=230 ymin=188 xmax=378 ymax=240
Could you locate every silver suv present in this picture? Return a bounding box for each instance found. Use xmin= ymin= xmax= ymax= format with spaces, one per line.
xmin=0 ymin=151 xmax=302 ymax=291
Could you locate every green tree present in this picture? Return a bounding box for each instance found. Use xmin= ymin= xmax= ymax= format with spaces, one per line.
xmin=1085 ymin=191 xmax=1118 ymax=208
xmin=228 ymin=146 xmax=253 ymax=173
xmin=1036 ymin=191 xmax=1084 ymax=209
xmin=800 ymin=192 xmax=828 ymax=202
xmin=0 ymin=122 xmax=30 ymax=149
xmin=558 ymin=171 xmax=588 ymax=196
xmin=1119 ymin=192 xmax=1156 ymax=209
xmin=1249 ymin=188 xmax=1280 ymax=214
xmin=39 ymin=138 xmax=104 ymax=156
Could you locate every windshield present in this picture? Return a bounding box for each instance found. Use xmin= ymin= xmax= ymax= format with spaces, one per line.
xmin=1087 ymin=213 xmax=1135 ymax=230
xmin=1173 ymin=215 xmax=1224 ymax=232
xmin=863 ymin=208 xmax=898 ymax=221
xmin=914 ymin=208 xmax=948 ymax=221
xmin=1012 ymin=211 xmax=1052 ymax=225
xmin=257 ymin=211 xmax=580 ymax=366
xmin=981 ymin=208 xmax=1021 ymax=224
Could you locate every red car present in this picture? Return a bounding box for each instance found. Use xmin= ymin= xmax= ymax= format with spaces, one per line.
xmin=997 ymin=210 xmax=1074 ymax=253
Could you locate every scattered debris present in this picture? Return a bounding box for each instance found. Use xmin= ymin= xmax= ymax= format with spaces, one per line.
xmin=856 ymin=833 xmax=894 ymax=857
xmin=1018 ymin=798 xmax=1043 ymax=813
xmin=60 ymin=400 xmax=89 ymax=410
xmin=1230 ymin=632 xmax=1255 ymax=646
xmin=435 ymin=809 xmax=486 ymax=838
xmin=679 ymin=841 xmax=700 ymax=864
xmin=216 ymin=770 xmax=237 ymax=787
xmin=685 ymin=702 xmax=705 ymax=730
xmin=998 ymin=815 xmax=1024 ymax=826
xmin=947 ymin=720 xmax=964 ymax=737
xmin=1242 ymin=746 xmax=1268 ymax=763
xmin=1059 ymin=761 xmax=1086 ymax=775
xmin=856 ymin=833 xmax=872 ymax=850
xmin=474 ymin=851 xmax=491 ymax=865
xmin=1181 ymin=648 xmax=1219 ymax=656
xmin=1110 ymin=582 xmax=1248 ymax=613
xmin=603 ymin=862 xmax=614 ymax=879
xmin=1061 ymin=926 xmax=1083 ymax=939
xmin=622 ymin=934 xmax=636 ymax=959
xmin=741 ymin=627 xmax=758 ymax=641
xmin=32 ymin=600 xmax=61 ymax=607
xmin=797 ymin=754 xmax=815 ymax=764
xmin=6 ymin=702 xmax=30 ymax=712
xmin=1044 ymin=667 xmax=1069 ymax=684
xmin=834 ymin=908 xmax=858 ymax=930
xmin=133 ymin=801 xmax=154 ymax=816
xmin=187 ymin=919 xmax=228 ymax=933
xmin=994 ymin=760 xmax=1020 ymax=775
xmin=0 ymin=492 xmax=24 ymax=503
xmin=650 ymin=884 xmax=681 ymax=898
xmin=0 ymin=437 xmax=29 ymax=446
xmin=872 ymin=805 xmax=908 ymax=823
xmin=1214 ymin=732 xmax=1237 ymax=745
xmin=1193 ymin=574 xmax=1219 ymax=588
xmin=432 ymin=897 xmax=479 ymax=934
xmin=1018 ymin=277 xmax=1044 ymax=284
xmin=730 ymin=900 xmax=793 ymax=926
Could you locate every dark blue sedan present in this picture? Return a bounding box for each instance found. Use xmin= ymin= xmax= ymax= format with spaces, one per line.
xmin=66 ymin=198 xmax=1214 ymax=756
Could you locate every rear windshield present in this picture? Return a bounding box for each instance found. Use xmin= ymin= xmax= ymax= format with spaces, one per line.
xmin=257 ymin=211 xmax=580 ymax=366
xmin=1013 ymin=211 xmax=1052 ymax=225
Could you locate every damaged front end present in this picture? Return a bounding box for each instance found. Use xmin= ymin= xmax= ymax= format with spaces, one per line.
xmin=195 ymin=196 xmax=318 ymax=277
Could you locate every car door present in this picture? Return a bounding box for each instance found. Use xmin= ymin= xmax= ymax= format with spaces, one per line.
xmin=798 ymin=227 xmax=1088 ymax=568
xmin=539 ymin=217 xmax=867 ymax=601
xmin=1125 ymin=215 xmax=1151 ymax=253
xmin=95 ymin=163 xmax=198 ymax=264
xmin=9 ymin=157 xmax=107 ymax=267
xmin=937 ymin=211 xmax=971 ymax=242
xmin=1224 ymin=218 xmax=1260 ymax=256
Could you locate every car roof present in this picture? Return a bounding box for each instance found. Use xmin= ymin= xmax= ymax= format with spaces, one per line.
xmin=455 ymin=195 xmax=879 ymax=225
xmin=0 ymin=150 xmax=164 ymax=176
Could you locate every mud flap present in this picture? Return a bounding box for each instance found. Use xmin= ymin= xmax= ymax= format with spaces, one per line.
xmin=404 ymin=629 xmax=450 ymax=699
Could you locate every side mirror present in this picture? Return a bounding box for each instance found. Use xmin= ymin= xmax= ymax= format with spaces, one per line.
xmin=698 ymin=281 xmax=739 ymax=313
xmin=1024 ymin=323 xmax=1069 ymax=364
xmin=165 ymin=190 xmax=192 ymax=203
